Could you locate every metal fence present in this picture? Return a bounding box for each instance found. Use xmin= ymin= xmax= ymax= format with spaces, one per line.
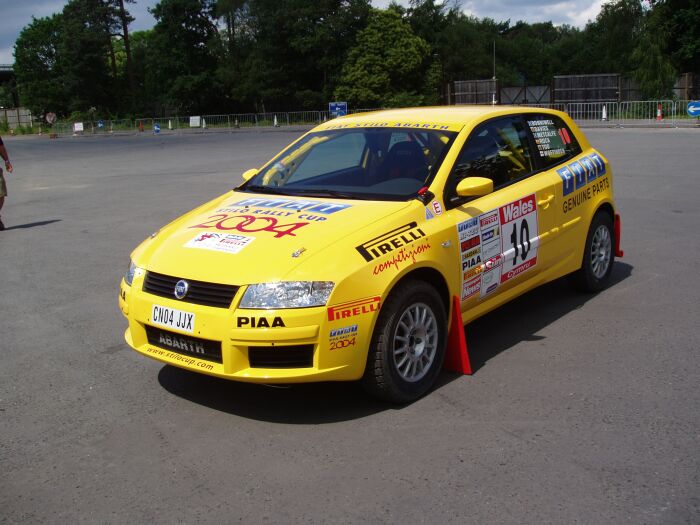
xmin=453 ymin=79 xmax=500 ymax=105
xmin=17 ymin=101 xmax=700 ymax=137
xmin=50 ymin=111 xmax=337 ymax=136
xmin=0 ymin=107 xmax=33 ymax=129
xmin=512 ymin=100 xmax=699 ymax=127
xmin=47 ymin=109 xmax=392 ymax=136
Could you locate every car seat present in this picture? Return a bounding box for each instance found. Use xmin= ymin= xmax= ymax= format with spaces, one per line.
xmin=381 ymin=141 xmax=429 ymax=182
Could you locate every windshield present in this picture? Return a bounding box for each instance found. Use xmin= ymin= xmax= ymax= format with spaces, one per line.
xmin=241 ymin=127 xmax=458 ymax=201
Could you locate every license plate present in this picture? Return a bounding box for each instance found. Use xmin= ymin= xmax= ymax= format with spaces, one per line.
xmin=150 ymin=304 xmax=195 ymax=333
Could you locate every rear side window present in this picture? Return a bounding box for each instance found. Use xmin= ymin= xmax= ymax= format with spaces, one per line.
xmin=525 ymin=115 xmax=581 ymax=168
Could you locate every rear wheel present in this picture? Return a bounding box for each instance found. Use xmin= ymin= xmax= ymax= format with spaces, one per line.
xmin=571 ymin=211 xmax=615 ymax=292
xmin=362 ymin=280 xmax=447 ymax=403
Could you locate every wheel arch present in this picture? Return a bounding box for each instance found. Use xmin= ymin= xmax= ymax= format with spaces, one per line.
xmin=386 ymin=266 xmax=451 ymax=318
xmin=596 ymin=201 xmax=614 ymax=222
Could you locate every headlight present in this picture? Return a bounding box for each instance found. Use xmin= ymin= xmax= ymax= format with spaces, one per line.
xmin=124 ymin=260 xmax=140 ymax=286
xmin=240 ymin=282 xmax=334 ymax=309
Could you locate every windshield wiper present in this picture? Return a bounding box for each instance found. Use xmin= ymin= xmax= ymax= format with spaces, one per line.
xmin=243 ymin=185 xmax=290 ymax=195
xmin=288 ymin=189 xmax=364 ymax=199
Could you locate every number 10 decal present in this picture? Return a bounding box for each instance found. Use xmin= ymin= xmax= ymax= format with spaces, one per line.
xmin=499 ymin=195 xmax=539 ymax=284
xmin=510 ymin=219 xmax=531 ymax=265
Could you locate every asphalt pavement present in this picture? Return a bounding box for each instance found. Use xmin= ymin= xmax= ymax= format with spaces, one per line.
xmin=0 ymin=127 xmax=698 ymax=523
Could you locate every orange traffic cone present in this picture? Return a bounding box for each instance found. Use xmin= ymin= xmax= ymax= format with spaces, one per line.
xmin=444 ymin=296 xmax=473 ymax=375
xmin=656 ymin=102 xmax=663 ymax=121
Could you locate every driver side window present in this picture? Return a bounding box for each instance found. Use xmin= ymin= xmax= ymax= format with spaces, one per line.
xmin=445 ymin=116 xmax=534 ymax=206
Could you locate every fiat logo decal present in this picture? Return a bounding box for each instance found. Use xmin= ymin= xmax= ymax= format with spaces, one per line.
xmin=174 ymin=280 xmax=189 ymax=300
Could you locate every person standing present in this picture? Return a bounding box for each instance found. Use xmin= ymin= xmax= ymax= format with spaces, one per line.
xmin=0 ymin=134 xmax=14 ymax=231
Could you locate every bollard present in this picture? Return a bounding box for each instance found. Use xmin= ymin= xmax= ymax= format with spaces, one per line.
xmin=274 ymin=115 xmax=279 ymax=127
xmin=602 ymin=105 xmax=607 ymax=121
xmin=168 ymin=119 xmax=172 ymax=130
xmin=202 ymin=118 xmax=207 ymax=129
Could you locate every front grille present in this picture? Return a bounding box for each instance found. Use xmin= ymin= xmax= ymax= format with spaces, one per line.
xmin=143 ymin=271 xmax=239 ymax=308
xmin=145 ymin=325 xmax=222 ymax=363
xmin=248 ymin=345 xmax=314 ymax=368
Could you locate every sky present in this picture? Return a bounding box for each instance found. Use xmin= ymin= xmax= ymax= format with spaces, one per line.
xmin=0 ymin=0 xmax=606 ymax=64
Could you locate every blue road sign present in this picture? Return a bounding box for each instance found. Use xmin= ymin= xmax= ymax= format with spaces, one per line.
xmin=687 ymin=101 xmax=700 ymax=118
xmin=329 ymin=101 xmax=348 ymax=118
xmin=153 ymin=123 xmax=161 ymax=134
xmin=97 ymin=120 xmax=104 ymax=128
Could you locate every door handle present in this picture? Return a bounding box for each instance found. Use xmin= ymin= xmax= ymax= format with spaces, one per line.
xmin=537 ymin=194 xmax=554 ymax=208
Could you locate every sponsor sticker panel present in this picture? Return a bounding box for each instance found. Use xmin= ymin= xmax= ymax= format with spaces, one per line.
xmin=456 ymin=194 xmax=540 ymax=298
xmin=185 ymin=232 xmax=254 ymax=254
xmin=461 ymin=276 xmax=481 ymax=300
xmin=329 ymin=324 xmax=358 ymax=350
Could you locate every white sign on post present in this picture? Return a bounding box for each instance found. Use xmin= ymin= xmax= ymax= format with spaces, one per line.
xmin=73 ymin=122 xmax=84 ymax=133
xmin=189 ymin=116 xmax=201 ymax=128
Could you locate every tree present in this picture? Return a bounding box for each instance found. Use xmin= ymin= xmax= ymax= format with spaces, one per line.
xmin=631 ymin=31 xmax=676 ymax=98
xmin=113 ymin=0 xmax=136 ymax=98
xmin=648 ymin=0 xmax=700 ymax=74
xmin=236 ymin=0 xmax=371 ymax=111
xmin=0 ymin=84 xmax=16 ymax=108
xmin=215 ymin=0 xmax=246 ymax=59
xmin=13 ymin=14 xmax=68 ymax=115
xmin=60 ymin=0 xmax=116 ymax=113
xmin=146 ymin=0 xmax=222 ymax=113
xmin=585 ymin=0 xmax=646 ymax=73
xmin=335 ymin=8 xmax=434 ymax=107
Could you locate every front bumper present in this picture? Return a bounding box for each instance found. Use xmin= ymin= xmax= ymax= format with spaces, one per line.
xmin=118 ymin=277 xmax=371 ymax=383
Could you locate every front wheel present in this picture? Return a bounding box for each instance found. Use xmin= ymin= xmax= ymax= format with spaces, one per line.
xmin=571 ymin=211 xmax=615 ymax=292
xmin=362 ymin=280 xmax=447 ymax=403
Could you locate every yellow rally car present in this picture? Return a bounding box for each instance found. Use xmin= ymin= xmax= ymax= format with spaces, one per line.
xmin=119 ymin=106 xmax=622 ymax=403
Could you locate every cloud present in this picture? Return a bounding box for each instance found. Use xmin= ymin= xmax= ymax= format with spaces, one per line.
xmin=462 ymin=0 xmax=604 ymax=27
xmin=373 ymin=0 xmax=603 ymax=27
xmin=0 ymin=0 xmax=63 ymax=63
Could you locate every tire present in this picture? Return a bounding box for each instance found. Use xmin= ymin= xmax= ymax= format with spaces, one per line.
xmin=571 ymin=211 xmax=615 ymax=292
xmin=362 ymin=280 xmax=447 ymax=403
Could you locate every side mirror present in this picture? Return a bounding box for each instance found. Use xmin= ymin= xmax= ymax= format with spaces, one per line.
xmin=456 ymin=177 xmax=493 ymax=198
xmin=241 ymin=168 xmax=259 ymax=181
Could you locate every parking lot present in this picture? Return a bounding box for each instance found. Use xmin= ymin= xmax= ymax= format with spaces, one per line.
xmin=1 ymin=127 xmax=698 ymax=523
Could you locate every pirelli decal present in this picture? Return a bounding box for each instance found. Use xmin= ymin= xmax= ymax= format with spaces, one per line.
xmin=328 ymin=297 xmax=381 ymax=321
xmin=355 ymin=222 xmax=426 ymax=262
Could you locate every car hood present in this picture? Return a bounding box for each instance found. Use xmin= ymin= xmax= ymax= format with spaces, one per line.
xmin=139 ymin=192 xmax=412 ymax=284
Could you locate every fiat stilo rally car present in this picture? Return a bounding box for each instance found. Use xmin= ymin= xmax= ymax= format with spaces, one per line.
xmin=119 ymin=106 xmax=622 ymax=403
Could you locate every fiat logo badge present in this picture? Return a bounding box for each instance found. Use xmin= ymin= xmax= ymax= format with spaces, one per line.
xmin=174 ymin=280 xmax=189 ymax=300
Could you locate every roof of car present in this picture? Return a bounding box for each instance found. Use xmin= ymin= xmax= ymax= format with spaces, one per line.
xmin=315 ymin=105 xmax=564 ymax=133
